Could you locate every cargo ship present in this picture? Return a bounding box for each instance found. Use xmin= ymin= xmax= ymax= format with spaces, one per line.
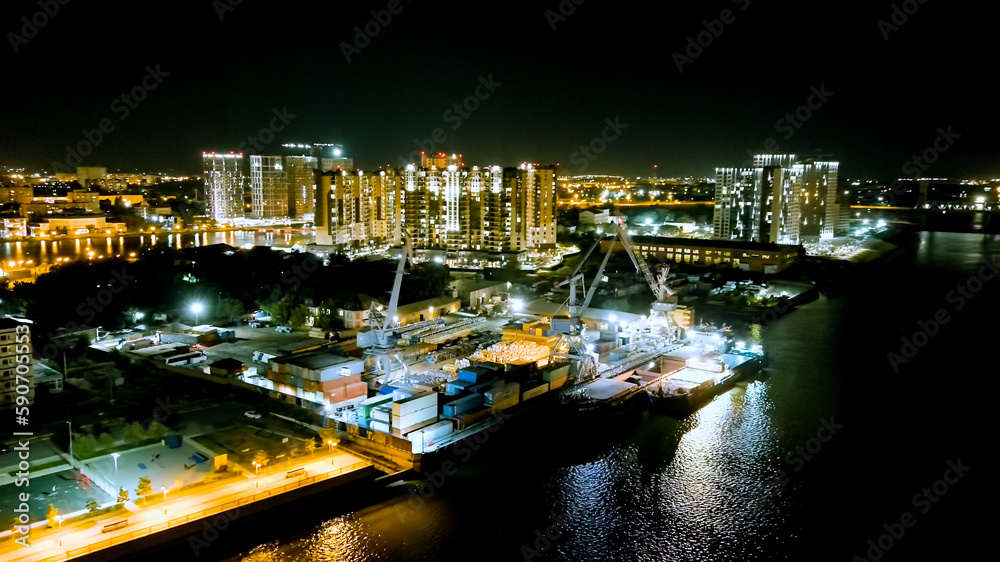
xmin=645 ymin=347 xmax=765 ymax=417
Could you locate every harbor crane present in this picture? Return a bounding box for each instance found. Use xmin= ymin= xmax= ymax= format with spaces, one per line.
xmin=358 ymin=232 xmax=413 ymax=384
xmin=608 ymin=218 xmax=683 ymax=340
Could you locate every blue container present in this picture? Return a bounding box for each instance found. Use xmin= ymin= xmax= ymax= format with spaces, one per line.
xmin=378 ymin=385 xmax=397 ymax=395
xmin=443 ymin=393 xmax=485 ymax=417
xmin=457 ymin=367 xmax=490 ymax=384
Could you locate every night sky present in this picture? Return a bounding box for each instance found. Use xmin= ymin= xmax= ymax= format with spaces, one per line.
xmin=2 ymin=0 xmax=995 ymax=179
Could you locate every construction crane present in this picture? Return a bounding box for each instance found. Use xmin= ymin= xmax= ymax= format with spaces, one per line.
xmin=608 ymin=218 xmax=680 ymax=339
xmin=358 ymin=233 xmax=413 ymax=384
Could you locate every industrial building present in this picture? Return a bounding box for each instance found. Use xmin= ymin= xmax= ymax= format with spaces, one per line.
xmin=600 ymin=236 xmax=801 ymax=273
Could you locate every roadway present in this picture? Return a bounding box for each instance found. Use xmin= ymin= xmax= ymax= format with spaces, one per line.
xmin=0 ymin=448 xmax=368 ymax=562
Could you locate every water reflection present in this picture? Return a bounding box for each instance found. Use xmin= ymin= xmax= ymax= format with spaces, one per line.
xmin=0 ymin=229 xmax=314 ymax=269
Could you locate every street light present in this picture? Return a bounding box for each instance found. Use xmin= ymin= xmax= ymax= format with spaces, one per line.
xmin=161 ymin=486 xmax=168 ymax=500
xmin=112 ymin=453 xmax=119 ymax=471
xmin=191 ymin=302 xmax=203 ymax=325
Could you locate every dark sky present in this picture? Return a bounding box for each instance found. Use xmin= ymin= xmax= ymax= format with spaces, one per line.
xmin=2 ymin=0 xmax=996 ymax=179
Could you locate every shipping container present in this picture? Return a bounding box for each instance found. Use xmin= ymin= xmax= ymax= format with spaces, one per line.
xmin=457 ymin=366 xmax=490 ymax=384
xmin=549 ymin=376 xmax=568 ymax=390
xmin=392 ymin=391 xmax=438 ymax=417
xmin=393 ymin=416 xmax=438 ymax=437
xmin=378 ymin=385 xmax=397 ymax=395
xmin=357 ymin=394 xmax=393 ymax=419
xmin=454 ymin=406 xmax=492 ymax=429
xmin=474 ymin=361 xmax=503 ymax=373
xmin=521 ymin=381 xmax=550 ymax=401
xmin=443 ymin=393 xmax=485 ymax=417
xmin=370 ymin=419 xmax=391 ymax=433
xmin=469 ymin=378 xmax=504 ymax=394
xmin=392 ymin=404 xmax=438 ymax=430
xmin=485 ymin=381 xmax=520 ymax=405
xmin=490 ymin=394 xmax=519 ymax=414
xmin=392 ymin=386 xmax=422 ymax=401
xmin=371 ymin=406 xmax=392 ymax=423
xmin=445 ymin=379 xmax=476 ymax=394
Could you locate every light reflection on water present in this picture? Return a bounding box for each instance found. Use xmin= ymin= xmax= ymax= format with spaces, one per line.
xmin=0 ymin=230 xmax=313 ymax=267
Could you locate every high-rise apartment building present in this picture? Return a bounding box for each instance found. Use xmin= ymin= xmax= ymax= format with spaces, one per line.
xmin=249 ymin=155 xmax=289 ymax=219
xmin=713 ymin=154 xmax=843 ymax=243
xmin=202 ymin=152 xmax=245 ymax=222
xmin=313 ymin=153 xmax=557 ymax=253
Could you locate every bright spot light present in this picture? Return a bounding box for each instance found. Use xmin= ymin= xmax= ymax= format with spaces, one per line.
xmin=190 ymin=303 xmax=203 ymax=314
xmin=510 ymin=299 xmax=523 ymax=312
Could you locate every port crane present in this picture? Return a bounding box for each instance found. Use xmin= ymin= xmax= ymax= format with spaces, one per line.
xmin=608 ymin=218 xmax=682 ymax=340
xmin=357 ymin=232 xmax=413 ymax=384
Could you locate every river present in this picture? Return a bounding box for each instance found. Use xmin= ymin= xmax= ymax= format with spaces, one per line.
xmin=150 ymin=231 xmax=989 ymax=561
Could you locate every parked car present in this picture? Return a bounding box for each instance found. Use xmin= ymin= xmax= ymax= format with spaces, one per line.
xmin=244 ymin=410 xmax=262 ymax=419
xmin=275 ymin=326 xmax=292 ymax=333
xmin=249 ymin=321 xmax=267 ymax=328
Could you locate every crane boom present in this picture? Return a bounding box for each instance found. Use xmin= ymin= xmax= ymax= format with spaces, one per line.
xmin=580 ymin=238 xmax=615 ymax=317
xmin=610 ymin=220 xmax=662 ymax=301
xmin=384 ymin=232 xmax=413 ymax=329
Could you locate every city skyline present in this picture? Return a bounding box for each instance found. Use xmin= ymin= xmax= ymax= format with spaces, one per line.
xmin=2 ymin=1 xmax=996 ymax=180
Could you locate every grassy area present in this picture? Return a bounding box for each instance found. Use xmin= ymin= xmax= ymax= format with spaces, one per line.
xmin=7 ymin=458 xmax=67 ymax=477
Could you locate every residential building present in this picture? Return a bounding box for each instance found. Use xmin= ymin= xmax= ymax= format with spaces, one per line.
xmin=202 ymin=152 xmax=245 ymax=222
xmin=0 ymin=318 xmax=33 ymax=410
xmin=713 ymin=154 xmax=844 ymax=243
xmin=249 ymin=154 xmax=289 ymax=219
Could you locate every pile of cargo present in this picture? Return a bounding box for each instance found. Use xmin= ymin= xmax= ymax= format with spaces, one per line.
xmin=421 ymin=318 xmax=487 ymax=345
xmin=470 ymin=340 xmax=550 ymax=364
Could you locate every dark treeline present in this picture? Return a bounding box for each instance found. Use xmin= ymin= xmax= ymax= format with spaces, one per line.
xmin=1 ymin=245 xmax=450 ymax=351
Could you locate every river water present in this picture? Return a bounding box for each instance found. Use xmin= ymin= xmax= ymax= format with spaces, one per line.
xmin=0 ymin=229 xmax=313 ymax=267
xmin=199 ymin=232 xmax=987 ymax=562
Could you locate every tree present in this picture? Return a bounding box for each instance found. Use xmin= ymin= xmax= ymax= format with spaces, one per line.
xmin=289 ymin=305 xmax=309 ymax=328
xmin=252 ymin=450 xmax=270 ymax=472
xmin=117 ymin=487 xmax=129 ymax=504
xmin=73 ymin=434 xmax=98 ymax=458
xmin=46 ymin=504 xmax=59 ymax=528
xmin=218 ymin=297 xmax=245 ymax=322
xmin=98 ymin=433 xmax=115 ymax=448
xmin=124 ymin=421 xmax=146 ymax=444
xmin=303 ymin=438 xmax=319 ymax=456
xmin=85 ymin=497 xmax=100 ymax=512
xmin=136 ymin=477 xmax=152 ymax=503
xmin=318 ymin=427 xmax=339 ymax=451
